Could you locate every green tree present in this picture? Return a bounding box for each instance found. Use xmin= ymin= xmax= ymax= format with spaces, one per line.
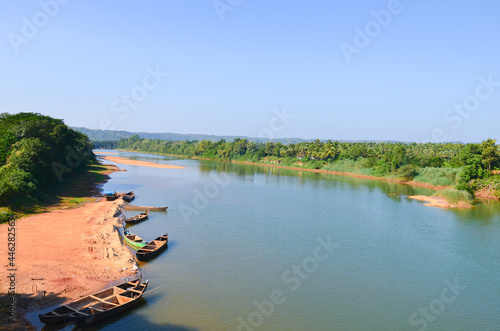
xmin=480 ymin=139 xmax=498 ymax=171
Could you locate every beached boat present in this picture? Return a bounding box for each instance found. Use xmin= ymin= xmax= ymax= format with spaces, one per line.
xmin=124 ymin=210 xmax=149 ymax=224
xmin=120 ymin=191 xmax=135 ymax=202
xmin=126 ymin=205 xmax=168 ymax=211
xmin=123 ymin=230 xmax=147 ymax=251
xmin=39 ymin=278 xmax=149 ymax=325
xmin=136 ymin=233 xmax=169 ymax=261
xmin=104 ymin=191 xmax=118 ymax=201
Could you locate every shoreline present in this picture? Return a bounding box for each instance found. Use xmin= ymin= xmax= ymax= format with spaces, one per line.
xmin=115 ymin=149 xmax=451 ymax=191
xmin=113 ymin=149 xmax=499 ymax=205
xmin=0 ymin=163 xmax=136 ymax=330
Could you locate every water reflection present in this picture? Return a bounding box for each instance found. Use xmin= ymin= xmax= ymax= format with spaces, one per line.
xmin=197 ymin=160 xmax=436 ymax=198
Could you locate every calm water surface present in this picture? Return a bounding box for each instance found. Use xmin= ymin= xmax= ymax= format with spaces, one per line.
xmin=69 ymin=150 xmax=500 ymax=330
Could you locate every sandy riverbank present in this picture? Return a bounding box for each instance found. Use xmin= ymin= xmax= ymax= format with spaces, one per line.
xmin=0 ymin=199 xmax=135 ymax=330
xmin=408 ymin=195 xmax=473 ymax=208
xmin=100 ymin=156 xmax=185 ymax=169
xmin=0 ymin=161 xmax=138 ymax=330
xmin=94 ymin=151 xmax=118 ymax=155
xmin=0 ymin=198 xmax=137 ymax=329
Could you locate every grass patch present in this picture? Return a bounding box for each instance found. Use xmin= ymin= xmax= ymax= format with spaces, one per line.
xmin=413 ymin=167 xmax=461 ymax=187
xmin=434 ymin=189 xmax=473 ymax=205
xmin=0 ymin=211 xmax=16 ymax=224
xmin=322 ymin=159 xmax=375 ymax=176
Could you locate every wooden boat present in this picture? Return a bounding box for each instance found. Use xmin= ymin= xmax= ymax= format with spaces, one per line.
xmin=136 ymin=233 xmax=169 ymax=261
xmin=120 ymin=191 xmax=135 ymax=202
xmin=123 ymin=230 xmax=147 ymax=251
xmin=105 ymin=192 xmax=118 ymax=201
xmin=124 ymin=210 xmax=149 ymax=224
xmin=126 ymin=205 xmax=168 ymax=211
xmin=39 ymin=278 xmax=149 ymax=325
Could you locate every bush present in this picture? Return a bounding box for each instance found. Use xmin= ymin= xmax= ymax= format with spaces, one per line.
xmin=433 ymin=189 xmax=473 ymax=205
xmin=0 ymin=211 xmax=16 ymax=224
xmin=0 ymin=168 xmax=38 ymax=205
xmin=398 ymin=164 xmax=419 ymax=181
xmin=413 ymin=167 xmax=461 ymax=187
xmin=323 ymin=159 xmax=375 ymax=175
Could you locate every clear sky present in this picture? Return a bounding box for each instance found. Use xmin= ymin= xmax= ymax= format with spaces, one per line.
xmin=1 ymin=0 xmax=499 ymax=142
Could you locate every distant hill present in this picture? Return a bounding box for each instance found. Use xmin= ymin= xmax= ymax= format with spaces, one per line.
xmin=73 ymin=127 xmax=441 ymax=145
xmin=71 ymin=127 xmax=312 ymax=144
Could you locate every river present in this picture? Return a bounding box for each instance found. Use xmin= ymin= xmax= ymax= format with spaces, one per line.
xmin=87 ymin=150 xmax=500 ymax=330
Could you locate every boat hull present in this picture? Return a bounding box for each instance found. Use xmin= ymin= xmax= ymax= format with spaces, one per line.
xmin=39 ymin=279 xmax=147 ymax=325
xmin=136 ymin=235 xmax=168 ymax=261
xmin=118 ymin=191 xmax=135 ymax=202
xmin=124 ymin=211 xmax=149 ymax=224
xmin=126 ymin=205 xmax=168 ymax=211
xmin=124 ymin=234 xmax=146 ymax=251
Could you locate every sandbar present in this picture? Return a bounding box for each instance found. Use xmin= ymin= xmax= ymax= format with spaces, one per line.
xmin=408 ymin=195 xmax=473 ymax=209
xmin=94 ymin=151 xmax=118 ymax=155
xmin=101 ymin=155 xmax=185 ymax=169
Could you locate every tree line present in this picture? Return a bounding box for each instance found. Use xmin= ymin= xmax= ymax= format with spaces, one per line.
xmin=0 ymin=113 xmax=95 ymax=206
xmin=115 ymin=135 xmax=500 ymax=196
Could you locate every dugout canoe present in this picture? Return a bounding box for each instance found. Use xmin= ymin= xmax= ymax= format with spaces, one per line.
xmin=124 ymin=210 xmax=149 ymax=224
xmin=136 ymin=233 xmax=169 ymax=261
xmin=126 ymin=205 xmax=168 ymax=211
xmin=123 ymin=230 xmax=147 ymax=251
xmin=39 ymin=278 xmax=149 ymax=325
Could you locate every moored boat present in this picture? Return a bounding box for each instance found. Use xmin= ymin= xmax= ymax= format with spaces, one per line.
xmin=124 ymin=210 xmax=149 ymax=224
xmin=120 ymin=191 xmax=135 ymax=202
xmin=126 ymin=205 xmax=168 ymax=211
xmin=123 ymin=230 xmax=147 ymax=251
xmin=136 ymin=233 xmax=169 ymax=261
xmin=39 ymin=278 xmax=149 ymax=325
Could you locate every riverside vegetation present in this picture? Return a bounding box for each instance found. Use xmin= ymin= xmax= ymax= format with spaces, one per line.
xmin=109 ymin=135 xmax=500 ymax=203
xmin=0 ymin=113 xmax=95 ymax=221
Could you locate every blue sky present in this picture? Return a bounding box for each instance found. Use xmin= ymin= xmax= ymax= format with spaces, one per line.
xmin=1 ymin=0 xmax=499 ymax=142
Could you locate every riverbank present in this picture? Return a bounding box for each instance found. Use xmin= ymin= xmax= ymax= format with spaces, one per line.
xmin=115 ymin=150 xmax=448 ymax=190
xmin=113 ymin=149 xmax=500 ymax=206
xmin=0 ymin=164 xmax=136 ymax=330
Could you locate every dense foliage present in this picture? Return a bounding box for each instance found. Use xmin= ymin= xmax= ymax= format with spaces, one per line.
xmin=92 ymin=140 xmax=118 ymax=149
xmin=117 ymin=135 xmax=500 ymax=195
xmin=0 ymin=113 xmax=95 ymax=206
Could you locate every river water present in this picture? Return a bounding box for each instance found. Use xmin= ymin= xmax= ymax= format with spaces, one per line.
xmin=82 ymin=150 xmax=500 ymax=330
